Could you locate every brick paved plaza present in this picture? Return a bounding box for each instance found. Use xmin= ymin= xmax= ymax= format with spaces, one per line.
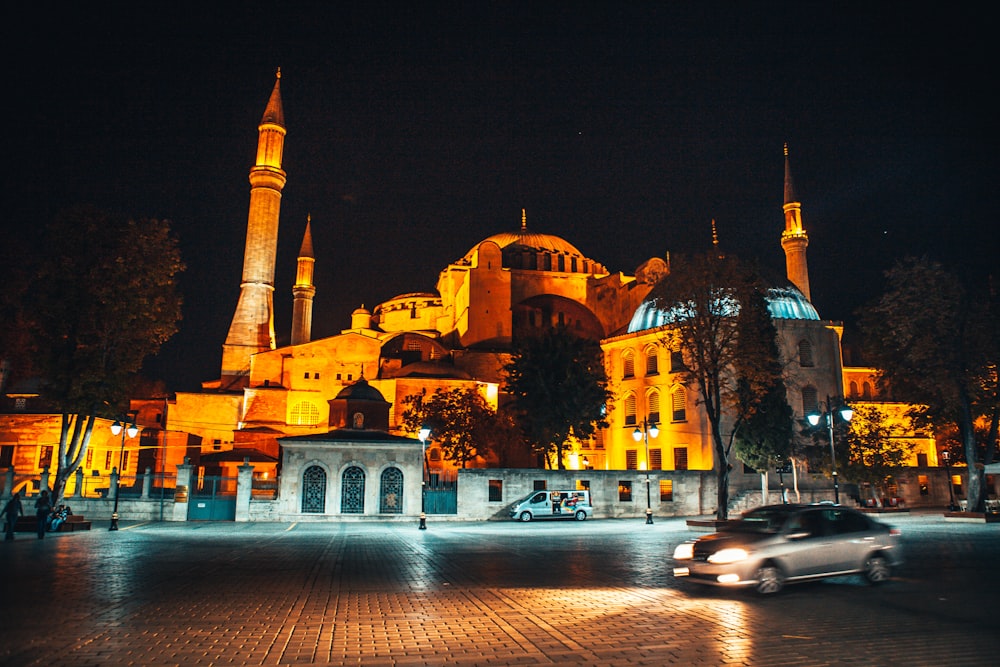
xmin=1 ymin=512 xmax=998 ymax=666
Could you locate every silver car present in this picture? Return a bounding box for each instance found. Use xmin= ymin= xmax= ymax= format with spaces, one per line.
xmin=672 ymin=504 xmax=902 ymax=594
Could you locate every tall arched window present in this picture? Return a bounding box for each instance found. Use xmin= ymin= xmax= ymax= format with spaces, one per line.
xmin=849 ymin=381 xmax=859 ymax=398
xmin=341 ymin=466 xmax=365 ymax=514
xmin=798 ymin=340 xmax=815 ymax=367
xmin=645 ymin=347 xmax=659 ymax=375
xmin=301 ymin=465 xmax=326 ymax=513
xmin=671 ymin=386 xmax=686 ymax=422
xmin=801 ymin=386 xmax=819 ymax=416
xmin=622 ymin=350 xmax=635 ymax=379
xmin=290 ymin=401 xmax=321 ymax=426
xmin=379 ymin=467 xmax=404 ymax=514
xmin=862 ymin=382 xmax=874 ymax=399
xmin=624 ymin=393 xmax=637 ymax=426
xmin=647 ymin=391 xmax=661 ymax=424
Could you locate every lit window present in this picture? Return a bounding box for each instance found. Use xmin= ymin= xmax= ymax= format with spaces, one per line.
xmin=671 ymin=387 xmax=686 ymax=422
xmin=624 ymin=394 xmax=637 ymax=426
xmin=622 ymin=350 xmax=635 ymax=378
xmin=618 ymin=481 xmax=633 ymax=502
xmin=626 ymin=450 xmax=638 ymax=470
xmin=648 ymin=391 xmax=661 ymax=423
xmin=660 ymin=479 xmax=673 ymax=501
xmin=645 ymin=347 xmax=658 ymax=375
xmin=290 ymin=401 xmax=321 ymax=425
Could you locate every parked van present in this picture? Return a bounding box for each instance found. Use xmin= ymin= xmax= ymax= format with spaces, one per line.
xmin=509 ymin=489 xmax=593 ymax=521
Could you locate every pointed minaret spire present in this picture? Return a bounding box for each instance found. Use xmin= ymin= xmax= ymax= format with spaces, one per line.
xmin=521 ymin=208 xmax=527 ymax=232
xmin=291 ymin=214 xmax=316 ymax=346
xmin=780 ymin=143 xmax=811 ymax=301
xmin=221 ymin=70 xmax=288 ymax=384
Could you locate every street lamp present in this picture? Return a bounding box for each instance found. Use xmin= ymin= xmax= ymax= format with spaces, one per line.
xmin=632 ymin=418 xmax=658 ymax=524
xmin=109 ymin=417 xmax=138 ymax=531
xmin=418 ymin=426 xmax=431 ymax=530
xmin=807 ymin=396 xmax=853 ymax=505
xmin=941 ymin=450 xmax=957 ymax=511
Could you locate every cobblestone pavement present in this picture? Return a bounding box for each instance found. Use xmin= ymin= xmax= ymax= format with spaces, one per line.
xmin=1 ymin=511 xmax=998 ymax=666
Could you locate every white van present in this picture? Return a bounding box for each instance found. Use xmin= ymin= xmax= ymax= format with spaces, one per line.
xmin=509 ymin=489 xmax=593 ymax=521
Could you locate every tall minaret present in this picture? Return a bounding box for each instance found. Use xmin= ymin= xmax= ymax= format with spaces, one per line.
xmin=290 ymin=215 xmax=316 ymax=346
xmin=780 ymin=143 xmax=811 ymax=301
xmin=221 ymin=70 xmax=287 ymax=384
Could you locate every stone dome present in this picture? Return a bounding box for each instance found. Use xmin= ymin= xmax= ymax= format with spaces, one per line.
xmin=461 ymin=228 xmax=607 ymax=275
xmin=333 ymin=377 xmax=388 ymax=403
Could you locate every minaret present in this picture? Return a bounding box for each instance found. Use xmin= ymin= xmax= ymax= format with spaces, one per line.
xmin=221 ymin=70 xmax=287 ymax=384
xmin=780 ymin=143 xmax=811 ymax=301
xmin=290 ymin=215 xmax=316 ymax=346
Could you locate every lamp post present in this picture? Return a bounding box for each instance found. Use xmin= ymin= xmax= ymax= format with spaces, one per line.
xmin=109 ymin=417 xmax=138 ymax=531
xmin=807 ymin=396 xmax=853 ymax=505
xmin=632 ymin=418 xmax=658 ymax=524
xmin=941 ymin=450 xmax=957 ymax=511
xmin=418 ymin=426 xmax=431 ymax=530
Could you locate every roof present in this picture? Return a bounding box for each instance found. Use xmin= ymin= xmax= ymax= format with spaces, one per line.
xmin=199 ymin=448 xmax=278 ymax=463
xmin=279 ymin=429 xmax=419 ymax=444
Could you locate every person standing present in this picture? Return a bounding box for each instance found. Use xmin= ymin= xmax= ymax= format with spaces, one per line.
xmin=34 ymin=490 xmax=52 ymax=539
xmin=2 ymin=491 xmax=24 ymax=541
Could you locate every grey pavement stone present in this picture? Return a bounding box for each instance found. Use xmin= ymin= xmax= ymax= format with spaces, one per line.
xmin=0 ymin=513 xmax=998 ymax=665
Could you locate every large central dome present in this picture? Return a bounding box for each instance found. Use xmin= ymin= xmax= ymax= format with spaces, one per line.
xmin=466 ymin=230 xmax=585 ymax=260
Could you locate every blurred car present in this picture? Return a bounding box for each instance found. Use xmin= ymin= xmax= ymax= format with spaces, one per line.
xmin=672 ymin=504 xmax=901 ymax=594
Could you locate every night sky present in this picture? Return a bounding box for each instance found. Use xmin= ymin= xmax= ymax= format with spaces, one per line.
xmin=5 ymin=3 xmax=993 ymax=392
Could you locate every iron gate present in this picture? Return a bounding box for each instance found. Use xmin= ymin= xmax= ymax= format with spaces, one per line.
xmin=187 ymin=475 xmax=238 ymax=520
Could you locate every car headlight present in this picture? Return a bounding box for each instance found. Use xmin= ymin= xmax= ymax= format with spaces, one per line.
xmin=707 ymin=548 xmax=750 ymax=564
xmin=673 ymin=542 xmax=694 ymax=560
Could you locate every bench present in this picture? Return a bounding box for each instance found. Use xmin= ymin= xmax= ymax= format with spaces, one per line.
xmin=12 ymin=514 xmax=91 ymax=533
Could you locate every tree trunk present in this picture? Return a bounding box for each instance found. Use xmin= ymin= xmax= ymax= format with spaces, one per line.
xmin=960 ymin=389 xmax=985 ymax=512
xmin=713 ymin=426 xmax=729 ymax=520
xmin=760 ymin=471 xmax=768 ymax=506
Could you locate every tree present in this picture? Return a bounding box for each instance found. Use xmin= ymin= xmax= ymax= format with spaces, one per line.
xmin=731 ymin=282 xmax=794 ymax=504
xmin=18 ymin=206 xmax=184 ymax=503
xmin=649 ymin=253 xmax=772 ymax=519
xmin=841 ymin=404 xmax=916 ymax=506
xmin=399 ymin=387 xmax=494 ymax=468
xmin=503 ymin=326 xmax=611 ymax=469
xmin=859 ymin=257 xmax=998 ymax=512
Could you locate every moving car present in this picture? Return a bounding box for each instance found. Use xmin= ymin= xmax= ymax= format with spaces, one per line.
xmin=672 ymin=504 xmax=901 ymax=594
xmin=509 ymin=490 xmax=593 ymax=521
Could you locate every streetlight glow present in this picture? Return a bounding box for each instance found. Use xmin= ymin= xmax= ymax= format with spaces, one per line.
xmin=418 ymin=426 xmax=430 ymax=530
xmin=109 ymin=415 xmax=138 ymax=531
xmin=807 ymin=396 xmax=852 ymax=504
xmin=633 ymin=418 xmax=658 ymax=524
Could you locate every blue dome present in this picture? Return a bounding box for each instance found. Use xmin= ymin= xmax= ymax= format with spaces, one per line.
xmin=627 ymin=284 xmax=820 ymax=334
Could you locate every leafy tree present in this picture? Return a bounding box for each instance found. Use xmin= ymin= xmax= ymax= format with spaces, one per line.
xmin=16 ymin=206 xmax=184 ymax=503
xmin=400 ymin=387 xmax=494 ymax=468
xmin=732 ymin=283 xmax=794 ymax=504
xmin=503 ymin=325 xmax=610 ymax=469
xmin=472 ymin=406 xmax=525 ymax=468
xmin=649 ymin=253 xmax=774 ymax=519
xmin=859 ymin=257 xmax=998 ymax=512
xmin=841 ymin=404 xmax=916 ymax=506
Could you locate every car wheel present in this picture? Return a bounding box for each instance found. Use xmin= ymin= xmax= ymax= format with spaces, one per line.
xmin=863 ymin=555 xmax=891 ymax=585
xmin=519 ymin=511 xmax=532 ymax=522
xmin=574 ymin=510 xmax=587 ymax=521
xmin=754 ymin=564 xmax=785 ymax=595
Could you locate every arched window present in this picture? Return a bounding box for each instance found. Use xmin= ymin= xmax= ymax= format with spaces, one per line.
xmin=645 ymin=347 xmax=659 ymax=375
xmin=290 ymin=401 xmax=320 ymax=426
xmin=624 ymin=393 xmax=637 ymax=426
xmin=622 ymin=350 xmax=635 ymax=379
xmin=647 ymin=391 xmax=661 ymax=424
xmin=669 ymin=346 xmax=685 ymax=373
xmin=798 ymin=340 xmax=815 ymax=367
xmin=862 ymin=382 xmax=874 ymax=399
xmin=849 ymin=381 xmax=859 ymax=398
xmin=301 ymin=465 xmax=326 ymax=513
xmin=379 ymin=467 xmax=404 ymax=514
xmin=671 ymin=386 xmax=686 ymax=422
xmin=341 ymin=466 xmax=365 ymax=514
xmin=801 ymin=386 xmax=819 ymax=416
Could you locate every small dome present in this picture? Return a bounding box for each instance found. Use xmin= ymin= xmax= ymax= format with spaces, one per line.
xmin=627 ymin=283 xmax=820 ymax=333
xmin=333 ymin=378 xmax=387 ymax=403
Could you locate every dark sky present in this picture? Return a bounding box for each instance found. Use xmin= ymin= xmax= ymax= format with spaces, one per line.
xmin=5 ymin=2 xmax=993 ymax=392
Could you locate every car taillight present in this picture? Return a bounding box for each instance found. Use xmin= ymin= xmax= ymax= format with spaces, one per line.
xmin=889 ymin=528 xmax=901 ymax=536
